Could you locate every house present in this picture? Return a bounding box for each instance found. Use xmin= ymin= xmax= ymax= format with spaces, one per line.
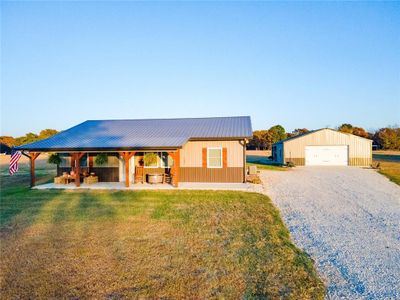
xmin=272 ymin=128 xmax=372 ymax=166
xmin=16 ymin=116 xmax=252 ymax=187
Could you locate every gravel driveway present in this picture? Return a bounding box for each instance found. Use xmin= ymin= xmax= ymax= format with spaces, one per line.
xmin=260 ymin=167 xmax=400 ymax=299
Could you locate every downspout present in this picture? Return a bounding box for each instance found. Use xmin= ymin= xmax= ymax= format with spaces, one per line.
xmin=240 ymin=139 xmax=247 ymax=183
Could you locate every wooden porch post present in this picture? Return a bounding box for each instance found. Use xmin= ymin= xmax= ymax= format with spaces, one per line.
xmin=72 ymin=152 xmax=86 ymax=187
xmin=29 ymin=152 xmax=41 ymax=187
xmin=168 ymin=150 xmax=180 ymax=187
xmin=118 ymin=152 xmax=135 ymax=187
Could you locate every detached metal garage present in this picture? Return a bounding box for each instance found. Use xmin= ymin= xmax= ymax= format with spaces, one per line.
xmin=272 ymin=128 xmax=372 ymax=166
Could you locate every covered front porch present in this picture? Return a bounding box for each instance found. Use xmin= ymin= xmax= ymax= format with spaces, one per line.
xmin=25 ymin=150 xmax=181 ymax=188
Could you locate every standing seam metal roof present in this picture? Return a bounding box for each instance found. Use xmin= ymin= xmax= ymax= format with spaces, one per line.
xmin=16 ymin=116 xmax=252 ymax=150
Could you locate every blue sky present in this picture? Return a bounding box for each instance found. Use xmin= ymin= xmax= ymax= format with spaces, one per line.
xmin=1 ymin=1 xmax=399 ymax=136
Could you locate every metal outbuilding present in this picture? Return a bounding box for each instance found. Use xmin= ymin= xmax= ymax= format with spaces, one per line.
xmin=272 ymin=128 xmax=372 ymax=166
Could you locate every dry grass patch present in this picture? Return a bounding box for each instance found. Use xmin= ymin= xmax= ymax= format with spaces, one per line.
xmin=375 ymin=160 xmax=400 ymax=186
xmin=1 ymin=170 xmax=324 ymax=299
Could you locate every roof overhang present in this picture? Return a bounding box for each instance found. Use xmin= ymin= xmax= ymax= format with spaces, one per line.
xmin=18 ymin=146 xmax=183 ymax=152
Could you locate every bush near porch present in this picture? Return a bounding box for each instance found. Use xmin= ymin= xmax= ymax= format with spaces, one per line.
xmin=0 ymin=157 xmax=325 ymax=299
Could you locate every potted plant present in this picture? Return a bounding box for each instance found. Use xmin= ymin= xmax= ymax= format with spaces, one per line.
xmin=143 ymin=152 xmax=158 ymax=167
xmin=95 ymin=153 xmax=108 ymax=166
xmin=48 ymin=153 xmax=62 ymax=165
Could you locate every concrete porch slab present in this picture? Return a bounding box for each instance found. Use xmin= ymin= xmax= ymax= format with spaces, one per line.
xmin=33 ymin=182 xmax=262 ymax=192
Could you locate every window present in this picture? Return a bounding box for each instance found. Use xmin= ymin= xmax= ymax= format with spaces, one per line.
xmin=80 ymin=154 xmax=88 ymax=167
xmin=59 ymin=154 xmax=71 ymax=167
xmin=207 ymin=147 xmax=222 ymax=168
xmin=160 ymin=152 xmax=173 ymax=168
xmin=93 ymin=154 xmax=119 ymax=168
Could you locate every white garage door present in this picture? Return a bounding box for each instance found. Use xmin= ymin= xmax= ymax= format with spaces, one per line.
xmin=305 ymin=146 xmax=348 ymax=166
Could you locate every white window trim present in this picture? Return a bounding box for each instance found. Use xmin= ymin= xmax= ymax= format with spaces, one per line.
xmin=207 ymin=147 xmax=223 ymax=169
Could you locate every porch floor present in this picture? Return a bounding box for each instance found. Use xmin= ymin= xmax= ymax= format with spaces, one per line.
xmin=33 ymin=182 xmax=261 ymax=192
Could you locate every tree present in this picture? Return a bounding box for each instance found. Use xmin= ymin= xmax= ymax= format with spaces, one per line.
xmin=373 ymin=127 xmax=400 ymax=150
xmin=291 ymin=128 xmax=309 ymax=137
xmin=249 ymin=130 xmax=269 ymax=150
xmin=14 ymin=132 xmax=39 ymax=146
xmin=338 ymin=123 xmax=353 ymax=134
xmin=0 ymin=136 xmax=16 ymax=147
xmin=39 ymin=129 xmax=58 ymax=140
xmin=351 ymin=127 xmax=369 ymax=138
xmin=338 ymin=124 xmax=370 ymax=139
xmin=268 ymin=125 xmax=287 ymax=145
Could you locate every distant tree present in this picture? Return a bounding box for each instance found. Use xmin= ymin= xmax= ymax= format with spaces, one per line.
xmin=15 ymin=132 xmax=39 ymax=146
xmin=39 ymin=129 xmax=58 ymax=140
xmin=291 ymin=128 xmax=309 ymax=137
xmin=351 ymin=127 xmax=369 ymax=138
xmin=338 ymin=124 xmax=370 ymax=139
xmin=249 ymin=130 xmax=269 ymax=150
xmin=0 ymin=136 xmax=16 ymax=147
xmin=268 ymin=125 xmax=287 ymax=145
xmin=373 ymin=127 xmax=400 ymax=150
xmin=338 ymin=123 xmax=353 ymax=134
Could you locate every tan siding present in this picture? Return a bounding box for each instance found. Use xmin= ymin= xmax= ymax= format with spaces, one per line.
xmin=180 ymin=167 xmax=243 ymax=183
xmin=180 ymin=140 xmax=244 ymax=167
xmin=283 ymin=129 xmax=372 ymax=166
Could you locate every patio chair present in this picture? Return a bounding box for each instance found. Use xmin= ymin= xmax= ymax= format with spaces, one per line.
xmin=135 ymin=166 xmax=144 ymax=183
xmin=69 ymin=171 xmax=77 ymax=183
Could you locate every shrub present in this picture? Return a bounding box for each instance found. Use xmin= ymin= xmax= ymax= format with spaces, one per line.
xmin=48 ymin=153 xmax=62 ymax=165
xmin=246 ymin=175 xmax=262 ymax=184
xmin=95 ymin=154 xmax=108 ymax=166
xmin=371 ymin=162 xmax=380 ymax=169
xmin=286 ymin=161 xmax=295 ymax=168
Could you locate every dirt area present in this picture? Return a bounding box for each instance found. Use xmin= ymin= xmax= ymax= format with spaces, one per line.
xmin=373 ymin=150 xmax=400 ymax=155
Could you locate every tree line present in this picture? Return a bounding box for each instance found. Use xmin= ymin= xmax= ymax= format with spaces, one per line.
xmin=1 ymin=124 xmax=399 ymax=150
xmin=0 ymin=129 xmax=59 ymax=147
xmin=247 ymin=124 xmax=400 ymax=150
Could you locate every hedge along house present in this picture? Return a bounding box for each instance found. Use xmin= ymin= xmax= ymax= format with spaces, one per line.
xmin=272 ymin=128 xmax=372 ymax=166
xmin=16 ymin=116 xmax=252 ymax=188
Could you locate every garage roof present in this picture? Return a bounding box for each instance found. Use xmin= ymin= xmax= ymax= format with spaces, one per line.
xmin=16 ymin=116 xmax=252 ymax=151
xmin=274 ymin=128 xmax=372 ymax=145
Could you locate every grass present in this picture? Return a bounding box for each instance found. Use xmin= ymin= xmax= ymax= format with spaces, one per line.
xmin=370 ymin=151 xmax=400 ymax=186
xmin=247 ymin=162 xmax=288 ymax=171
xmin=246 ymin=155 xmax=288 ymax=171
xmin=375 ymin=160 xmax=400 ymax=186
xmin=0 ymin=159 xmax=324 ymax=299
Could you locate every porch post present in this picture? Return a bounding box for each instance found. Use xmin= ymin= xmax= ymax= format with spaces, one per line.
xmin=119 ymin=152 xmax=135 ymax=187
xmin=29 ymin=152 xmax=41 ymax=187
xmin=168 ymin=150 xmax=180 ymax=187
xmin=73 ymin=152 xmax=85 ymax=187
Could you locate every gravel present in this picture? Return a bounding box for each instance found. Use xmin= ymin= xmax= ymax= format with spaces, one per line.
xmin=260 ymin=167 xmax=400 ymax=299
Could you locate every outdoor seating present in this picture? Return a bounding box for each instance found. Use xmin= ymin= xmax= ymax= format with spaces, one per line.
xmin=69 ymin=171 xmax=77 ymax=183
xmin=84 ymin=175 xmax=98 ymax=184
xmin=135 ymin=166 xmax=144 ymax=183
xmin=54 ymin=176 xmax=64 ymax=184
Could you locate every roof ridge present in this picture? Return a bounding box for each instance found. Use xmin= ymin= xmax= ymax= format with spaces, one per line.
xmin=85 ymin=116 xmax=250 ymax=122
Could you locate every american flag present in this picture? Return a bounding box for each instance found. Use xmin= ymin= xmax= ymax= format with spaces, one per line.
xmin=9 ymin=150 xmax=22 ymax=175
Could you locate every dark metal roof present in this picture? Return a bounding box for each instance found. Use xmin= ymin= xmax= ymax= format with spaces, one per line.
xmin=16 ymin=116 xmax=252 ymax=151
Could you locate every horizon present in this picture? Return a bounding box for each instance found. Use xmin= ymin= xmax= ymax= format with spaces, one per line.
xmin=1 ymin=114 xmax=396 ymax=138
xmin=1 ymin=2 xmax=399 ymax=136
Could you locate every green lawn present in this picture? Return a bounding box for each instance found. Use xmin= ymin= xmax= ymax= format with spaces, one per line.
xmin=376 ymin=160 xmax=400 ymax=186
xmin=0 ymin=162 xmax=324 ymax=299
xmin=370 ymin=152 xmax=400 ymax=186
xmin=247 ymin=162 xmax=288 ymax=171
xmin=246 ymin=155 xmax=288 ymax=171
